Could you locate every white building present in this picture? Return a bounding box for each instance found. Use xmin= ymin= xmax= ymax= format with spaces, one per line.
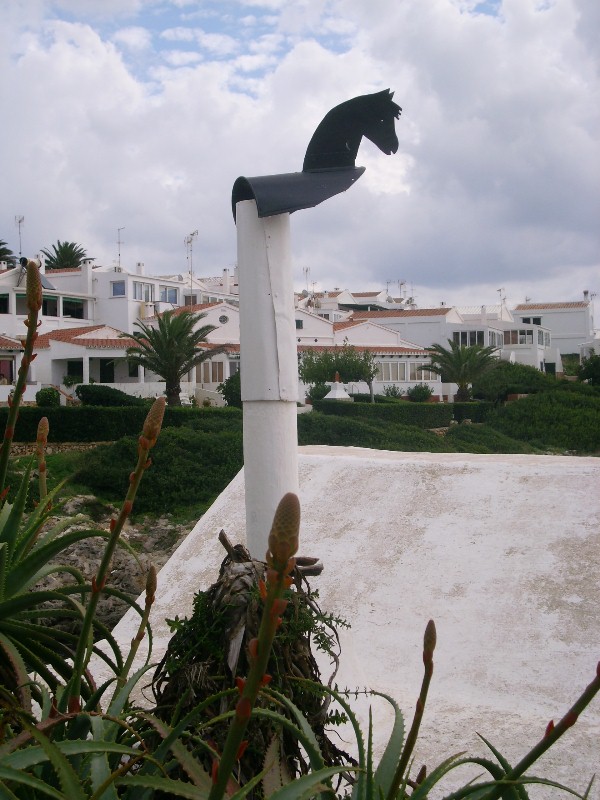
xmin=512 ymin=294 xmax=595 ymax=356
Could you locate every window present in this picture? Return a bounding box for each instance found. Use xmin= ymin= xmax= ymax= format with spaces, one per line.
xmin=229 ymin=361 xmax=240 ymax=377
xmin=99 ymin=359 xmax=114 ymax=383
xmin=538 ymin=330 xmax=544 ymax=345
xmin=66 ymin=360 xmax=83 ymax=381
xmin=544 ymin=332 xmax=550 ymax=347
xmin=0 ymin=295 xmax=8 ymax=314
xmin=521 ymin=317 xmax=530 ymax=324
xmin=295 ymin=319 xmax=304 ymax=329
xmin=219 ymin=314 xmax=229 ymax=324
xmin=128 ymin=360 xmax=139 ymax=378
xmin=533 ymin=317 xmax=541 ymax=325
xmin=377 ymin=361 xmax=407 ymax=382
xmin=202 ymin=361 xmax=224 ymax=383
xmin=160 ymin=286 xmax=178 ymax=304
xmin=184 ymin=294 xmax=197 ymax=306
xmin=63 ymin=298 xmax=85 ymax=319
xmin=111 ymin=281 xmax=125 ymax=297
xmin=133 ymin=282 xmax=154 ymax=302
xmin=42 ymin=297 xmax=58 ymax=316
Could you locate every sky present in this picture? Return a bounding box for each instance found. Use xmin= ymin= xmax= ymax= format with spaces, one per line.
xmin=1 ymin=0 xmax=599 ymax=310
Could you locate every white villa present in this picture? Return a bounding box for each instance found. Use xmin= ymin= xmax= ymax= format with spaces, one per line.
xmin=0 ymin=255 xmax=595 ymax=404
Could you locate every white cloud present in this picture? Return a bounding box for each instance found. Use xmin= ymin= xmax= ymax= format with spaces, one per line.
xmin=0 ymin=0 xmax=597 ymax=308
xmin=112 ymin=26 xmax=152 ymax=51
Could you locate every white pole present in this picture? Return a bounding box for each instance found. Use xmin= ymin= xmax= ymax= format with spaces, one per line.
xmin=236 ymin=199 xmax=299 ymax=559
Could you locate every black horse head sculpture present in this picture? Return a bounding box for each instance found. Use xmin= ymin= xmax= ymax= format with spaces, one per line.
xmin=303 ymin=89 xmax=401 ymax=171
xmin=232 ymin=89 xmax=401 ymax=219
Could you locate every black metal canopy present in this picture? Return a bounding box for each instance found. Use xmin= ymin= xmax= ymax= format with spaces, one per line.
xmin=232 ymin=89 xmax=401 ymax=220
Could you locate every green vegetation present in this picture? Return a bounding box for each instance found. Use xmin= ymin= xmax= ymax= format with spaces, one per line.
xmin=35 ymin=386 xmax=60 ymax=407
xmin=0 ymin=264 xmax=598 ymax=799
xmin=486 ymin=390 xmax=600 ymax=452
xmin=406 ymin=383 xmax=434 ymax=402
xmin=217 ymin=368 xmax=241 ymax=407
xmin=299 ymin=343 xmax=377 ymax=393
xmin=472 ymin=360 xmax=558 ymax=401
xmin=40 ymin=239 xmax=87 ymax=269
xmin=298 ymin=412 xmax=452 ymax=452
xmin=125 ymin=309 xmax=226 ymax=406
xmin=578 ymin=352 xmax=600 ymax=386
xmin=0 ymin=239 xmax=16 ymax=268
xmin=75 ymin=383 xmax=148 ymax=406
xmin=426 ymin=339 xmax=499 ymax=401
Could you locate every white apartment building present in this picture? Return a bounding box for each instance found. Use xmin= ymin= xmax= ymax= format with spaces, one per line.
xmin=512 ymin=293 xmax=595 ymax=356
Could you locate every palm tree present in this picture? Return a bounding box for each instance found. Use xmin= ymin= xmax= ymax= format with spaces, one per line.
xmin=0 ymin=240 xmax=16 ymax=268
xmin=124 ymin=309 xmax=226 ymax=406
xmin=426 ymin=339 xmax=499 ymax=401
xmin=41 ymin=240 xmax=87 ymax=270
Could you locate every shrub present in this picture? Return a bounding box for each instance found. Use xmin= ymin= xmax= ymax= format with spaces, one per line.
xmin=35 ymin=386 xmax=60 ymax=407
xmin=445 ymin=423 xmax=539 ymax=454
xmin=306 ymin=382 xmax=330 ymax=402
xmin=298 ymin=412 xmax=452 ymax=452
xmin=452 ymin=401 xmax=495 ymax=423
xmin=472 ymin=360 xmax=557 ymax=401
xmin=312 ymin=397 xmax=453 ymax=428
xmin=75 ymin=383 xmax=148 ymax=406
xmin=383 ymin=384 xmax=405 ymax=398
xmin=487 ymin=391 xmax=600 ymax=453
xmin=75 ymin=425 xmax=244 ymax=515
xmin=217 ymin=370 xmax=242 ymax=407
xmin=406 ymin=383 xmax=434 ymax=402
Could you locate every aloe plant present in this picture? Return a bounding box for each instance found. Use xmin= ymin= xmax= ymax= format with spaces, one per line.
xmin=0 ymin=268 xmax=596 ymax=798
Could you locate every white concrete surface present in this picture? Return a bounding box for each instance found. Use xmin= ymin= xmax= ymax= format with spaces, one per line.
xmin=99 ymin=447 xmax=600 ymax=797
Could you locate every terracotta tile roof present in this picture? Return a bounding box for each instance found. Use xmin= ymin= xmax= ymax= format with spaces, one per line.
xmin=351 ymin=291 xmax=381 ymax=297
xmin=163 ymin=303 xmax=222 ymax=317
xmin=333 ymin=320 xmax=361 ymax=331
xmin=353 ymin=308 xmax=451 ymax=318
xmin=43 ymin=267 xmax=82 ymax=274
xmin=297 ymin=344 xmax=427 ymax=355
xmin=0 ymin=335 xmax=23 ymax=350
xmin=35 ymin=325 xmax=134 ymax=349
xmin=513 ymin=302 xmax=589 ymax=310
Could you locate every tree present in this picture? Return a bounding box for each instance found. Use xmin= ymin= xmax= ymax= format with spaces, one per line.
xmin=217 ymin=369 xmax=242 ymax=407
xmin=0 ymin=240 xmax=16 ymax=268
xmin=426 ymin=339 xmax=499 ymax=402
xmin=124 ymin=309 xmax=226 ymax=406
xmin=578 ymin=353 xmax=600 ymax=386
xmin=298 ymin=344 xmax=378 ymax=394
xmin=41 ymin=240 xmax=87 ymax=270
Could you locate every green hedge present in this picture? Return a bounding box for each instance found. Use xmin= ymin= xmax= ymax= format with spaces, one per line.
xmin=0 ymin=405 xmax=242 ymax=442
xmin=452 ymin=402 xmax=496 ymax=423
xmin=75 ymin=384 xmax=147 ymax=406
xmin=74 ymin=426 xmax=243 ymax=515
xmin=311 ymin=398 xmax=453 ymax=428
xmin=486 ymin=392 xmax=600 ymax=453
xmin=444 ymin=424 xmax=538 ymax=454
xmin=298 ymin=412 xmax=452 ymax=452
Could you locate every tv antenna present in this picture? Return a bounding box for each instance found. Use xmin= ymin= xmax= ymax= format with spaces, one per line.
xmin=302 ymin=266 xmax=310 ymax=291
xmin=117 ymin=227 xmax=125 ymax=268
xmin=15 ymin=215 xmax=24 ymax=257
xmin=185 ymin=230 xmax=198 ymax=305
xmin=497 ymin=287 xmax=506 ymax=304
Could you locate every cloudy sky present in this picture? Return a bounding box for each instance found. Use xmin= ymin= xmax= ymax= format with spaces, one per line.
xmin=1 ymin=0 xmax=598 ymax=308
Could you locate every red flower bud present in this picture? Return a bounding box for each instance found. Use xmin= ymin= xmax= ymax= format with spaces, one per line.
xmin=235 ymin=697 xmax=252 ymax=722
xmin=236 ymin=740 xmax=249 ymax=760
xmin=545 ymin=720 xmax=555 ymax=737
xmin=211 ymin=760 xmax=219 ymax=785
xmin=235 ymin=676 xmax=246 ymax=694
xmin=248 ymin=638 xmax=258 ymax=659
xmin=258 ymin=579 xmax=267 ymax=600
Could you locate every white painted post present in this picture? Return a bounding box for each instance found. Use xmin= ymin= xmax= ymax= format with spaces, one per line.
xmin=236 ymin=199 xmax=299 ymax=560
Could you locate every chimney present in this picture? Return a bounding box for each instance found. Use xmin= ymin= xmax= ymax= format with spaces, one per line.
xmin=481 ymin=304 xmax=487 ymax=324
xmin=37 ymin=252 xmax=46 ymax=274
xmin=222 ymin=268 xmax=230 ymax=294
xmin=136 ymin=261 xmax=144 ymax=275
xmin=583 ymin=290 xmax=589 ymax=301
